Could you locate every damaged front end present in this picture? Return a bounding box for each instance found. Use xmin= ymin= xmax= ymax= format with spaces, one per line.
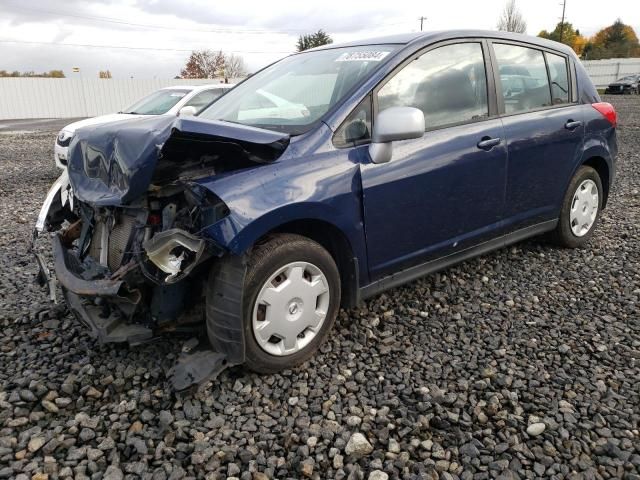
xmin=33 ymin=115 xmax=289 ymax=391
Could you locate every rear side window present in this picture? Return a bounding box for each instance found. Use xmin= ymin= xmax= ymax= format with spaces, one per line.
xmin=184 ymin=89 xmax=226 ymax=112
xmin=545 ymin=52 xmax=570 ymax=105
xmin=494 ymin=43 xmax=552 ymax=114
xmin=377 ymin=42 xmax=489 ymax=130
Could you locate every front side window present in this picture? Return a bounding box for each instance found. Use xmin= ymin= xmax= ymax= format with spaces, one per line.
xmin=546 ymin=52 xmax=570 ymax=105
xmin=494 ymin=43 xmax=552 ymax=114
xmin=333 ymin=95 xmax=372 ymax=147
xmin=377 ymin=42 xmax=489 ymax=130
xmin=199 ymin=45 xmax=399 ymax=135
xmin=123 ymin=89 xmax=190 ymax=115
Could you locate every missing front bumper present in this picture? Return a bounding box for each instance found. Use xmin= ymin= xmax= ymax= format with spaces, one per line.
xmin=33 ymin=174 xmax=242 ymax=392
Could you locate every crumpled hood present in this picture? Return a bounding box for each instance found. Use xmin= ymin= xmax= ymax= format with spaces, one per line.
xmin=67 ymin=115 xmax=290 ymax=206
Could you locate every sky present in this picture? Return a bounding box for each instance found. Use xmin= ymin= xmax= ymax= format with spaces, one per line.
xmin=0 ymin=0 xmax=638 ymax=79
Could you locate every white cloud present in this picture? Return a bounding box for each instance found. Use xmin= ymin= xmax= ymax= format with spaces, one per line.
xmin=0 ymin=0 xmax=637 ymax=78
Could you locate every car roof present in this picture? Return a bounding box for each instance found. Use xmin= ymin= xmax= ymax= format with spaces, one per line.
xmin=311 ymin=30 xmax=575 ymax=56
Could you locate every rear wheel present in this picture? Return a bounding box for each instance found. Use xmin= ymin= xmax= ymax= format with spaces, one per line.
xmin=549 ymin=165 xmax=603 ymax=248
xmin=242 ymin=234 xmax=341 ymax=373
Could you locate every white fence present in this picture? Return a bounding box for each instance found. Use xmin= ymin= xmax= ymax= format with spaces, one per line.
xmin=0 ymin=78 xmax=238 ymax=120
xmin=0 ymin=58 xmax=639 ymax=120
xmin=582 ymin=58 xmax=640 ymax=87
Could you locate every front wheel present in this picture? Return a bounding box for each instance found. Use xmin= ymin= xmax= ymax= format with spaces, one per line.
xmin=242 ymin=234 xmax=341 ymax=373
xmin=549 ymin=165 xmax=603 ymax=248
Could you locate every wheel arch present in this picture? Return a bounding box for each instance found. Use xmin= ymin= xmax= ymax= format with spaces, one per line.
xmin=582 ymin=155 xmax=611 ymax=208
xmin=257 ymin=219 xmax=360 ymax=309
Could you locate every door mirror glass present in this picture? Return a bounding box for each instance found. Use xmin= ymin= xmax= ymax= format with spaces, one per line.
xmin=369 ymin=107 xmax=425 ymax=164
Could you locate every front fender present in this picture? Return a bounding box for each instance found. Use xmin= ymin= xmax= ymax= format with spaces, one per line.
xmin=203 ymin=200 xmax=363 ymax=256
xmin=192 ymin=140 xmax=368 ymax=275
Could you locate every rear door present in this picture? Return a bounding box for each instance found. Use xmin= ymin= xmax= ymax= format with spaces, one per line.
xmin=490 ymin=41 xmax=584 ymax=229
xmin=358 ymin=40 xmax=508 ymax=280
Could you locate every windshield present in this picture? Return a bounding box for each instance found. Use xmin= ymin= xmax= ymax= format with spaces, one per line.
xmin=617 ymin=76 xmax=638 ymax=82
xmin=123 ymin=89 xmax=191 ymax=115
xmin=199 ymin=45 xmax=399 ymax=134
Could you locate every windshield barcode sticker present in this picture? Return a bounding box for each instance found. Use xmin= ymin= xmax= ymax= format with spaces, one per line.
xmin=335 ymin=51 xmax=390 ymax=62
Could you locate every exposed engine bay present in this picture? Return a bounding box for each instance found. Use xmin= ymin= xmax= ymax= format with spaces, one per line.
xmin=32 ymin=115 xmax=290 ymax=392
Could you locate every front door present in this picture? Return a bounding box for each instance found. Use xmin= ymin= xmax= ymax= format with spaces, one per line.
xmin=359 ymin=41 xmax=508 ymax=280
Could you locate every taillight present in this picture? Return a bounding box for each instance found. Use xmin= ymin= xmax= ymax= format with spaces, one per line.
xmin=592 ymin=102 xmax=617 ymax=127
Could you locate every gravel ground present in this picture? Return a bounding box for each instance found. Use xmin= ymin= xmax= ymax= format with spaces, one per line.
xmin=1 ymin=96 xmax=639 ymax=480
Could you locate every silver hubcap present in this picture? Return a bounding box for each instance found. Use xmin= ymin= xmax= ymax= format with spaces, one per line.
xmin=252 ymin=261 xmax=330 ymax=356
xmin=569 ymin=179 xmax=599 ymax=237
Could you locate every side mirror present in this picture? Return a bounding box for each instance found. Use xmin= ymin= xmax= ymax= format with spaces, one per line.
xmin=369 ymin=107 xmax=425 ymax=164
xmin=178 ymin=106 xmax=198 ymax=117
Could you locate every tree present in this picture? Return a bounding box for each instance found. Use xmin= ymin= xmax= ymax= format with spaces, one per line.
xmin=539 ymin=21 xmax=578 ymax=46
xmin=98 ymin=70 xmax=112 ymax=79
xmin=180 ymin=50 xmax=226 ymax=79
xmin=583 ymin=19 xmax=640 ymax=59
xmin=223 ymin=54 xmax=246 ymax=79
xmin=572 ymin=30 xmax=588 ymax=57
xmin=179 ymin=50 xmax=246 ymax=79
xmin=538 ymin=22 xmax=588 ymax=56
xmin=0 ymin=70 xmax=65 ymax=77
xmin=496 ymin=0 xmax=527 ymax=34
xmin=296 ymin=30 xmax=333 ymax=52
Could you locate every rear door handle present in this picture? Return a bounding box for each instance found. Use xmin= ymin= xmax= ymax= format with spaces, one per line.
xmin=477 ymin=137 xmax=501 ymax=150
xmin=565 ymin=120 xmax=582 ymax=130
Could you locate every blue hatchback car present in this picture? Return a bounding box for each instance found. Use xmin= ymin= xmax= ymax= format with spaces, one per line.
xmin=36 ymin=30 xmax=617 ymax=389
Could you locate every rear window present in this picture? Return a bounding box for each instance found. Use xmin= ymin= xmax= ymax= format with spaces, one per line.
xmin=493 ymin=43 xmax=552 ymax=114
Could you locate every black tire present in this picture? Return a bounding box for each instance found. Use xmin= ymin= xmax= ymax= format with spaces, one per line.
xmin=242 ymin=234 xmax=341 ymax=373
xmin=549 ymin=165 xmax=603 ymax=248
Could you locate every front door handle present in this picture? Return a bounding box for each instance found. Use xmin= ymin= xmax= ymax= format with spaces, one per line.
xmin=477 ymin=137 xmax=501 ymax=150
xmin=565 ymin=120 xmax=583 ymax=130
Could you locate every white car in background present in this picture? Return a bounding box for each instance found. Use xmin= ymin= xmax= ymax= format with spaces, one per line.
xmin=237 ymin=89 xmax=311 ymax=123
xmin=54 ymin=84 xmax=234 ymax=168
